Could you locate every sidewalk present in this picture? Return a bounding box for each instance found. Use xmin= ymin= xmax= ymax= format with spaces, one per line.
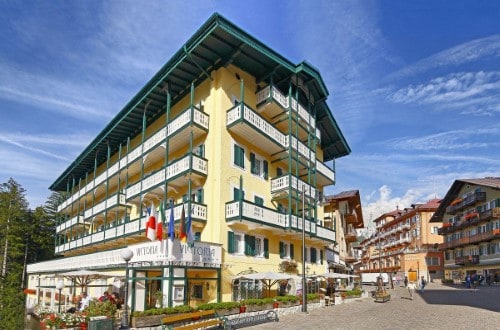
xmin=245 ymin=282 xmax=500 ymax=330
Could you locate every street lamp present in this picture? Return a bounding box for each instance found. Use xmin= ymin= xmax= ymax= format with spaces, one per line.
xmin=301 ymin=184 xmax=307 ymax=313
xmin=55 ymin=279 xmax=64 ymax=313
xmin=378 ymin=229 xmax=385 ymax=288
xmin=119 ymin=248 xmax=134 ymax=330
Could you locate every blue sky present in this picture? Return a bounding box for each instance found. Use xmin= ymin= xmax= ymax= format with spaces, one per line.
xmin=1 ymin=1 xmax=499 ymax=226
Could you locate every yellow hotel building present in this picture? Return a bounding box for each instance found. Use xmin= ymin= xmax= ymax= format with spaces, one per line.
xmin=26 ymin=13 xmax=350 ymax=313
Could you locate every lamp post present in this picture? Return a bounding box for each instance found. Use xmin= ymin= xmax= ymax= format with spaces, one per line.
xmin=301 ymin=184 xmax=307 ymax=313
xmin=378 ymin=228 xmax=384 ymax=287
xmin=56 ymin=279 xmax=64 ymax=313
xmin=119 ymin=248 xmax=134 ymax=330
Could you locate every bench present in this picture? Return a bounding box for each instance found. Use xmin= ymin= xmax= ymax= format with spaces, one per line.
xmin=161 ymin=310 xmax=227 ymax=330
xmin=228 ymin=310 xmax=278 ymax=329
xmin=373 ymin=294 xmax=391 ymax=303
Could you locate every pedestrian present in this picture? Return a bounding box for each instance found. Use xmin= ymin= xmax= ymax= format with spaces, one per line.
xmin=420 ymin=276 xmax=426 ymax=293
xmin=465 ymin=275 xmax=471 ymax=288
xmin=404 ymin=276 xmax=408 ymax=288
xmin=407 ymin=281 xmax=416 ymax=300
xmin=79 ymin=292 xmax=91 ymax=311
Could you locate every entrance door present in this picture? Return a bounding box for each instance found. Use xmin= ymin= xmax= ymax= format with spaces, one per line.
xmin=408 ymin=271 xmax=417 ymax=282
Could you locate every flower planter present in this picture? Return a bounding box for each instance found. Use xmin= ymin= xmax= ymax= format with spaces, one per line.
xmin=272 ymin=302 xmax=279 ymax=309
xmin=239 ymin=306 xmax=247 ymax=313
xmin=131 ymin=314 xmax=166 ymax=328
xmin=215 ymin=308 xmax=239 ymax=316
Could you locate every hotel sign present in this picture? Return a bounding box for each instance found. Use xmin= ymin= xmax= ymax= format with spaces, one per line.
xmin=26 ymin=240 xmax=221 ymax=273
xmin=492 ymin=207 xmax=500 ymax=218
xmin=131 ymin=240 xmax=222 ymax=265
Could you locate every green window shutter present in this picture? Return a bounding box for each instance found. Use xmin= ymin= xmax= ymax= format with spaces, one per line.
xmin=311 ymin=248 xmax=317 ymax=263
xmin=263 ymin=160 xmax=268 ymax=179
xmin=199 ymin=144 xmax=205 ymax=158
xmin=290 ymin=244 xmax=295 ymax=259
xmin=250 ymin=236 xmax=256 ymax=256
xmin=255 ymin=196 xmax=264 ymax=206
xmin=320 ymin=250 xmax=324 ymax=265
xmin=234 ymin=145 xmax=244 ymax=168
xmin=228 ymin=232 xmax=235 ymax=253
xmin=244 ymin=235 xmax=250 ymax=255
xmin=194 ymin=232 xmax=201 ymax=241
xmin=250 ymin=152 xmax=257 ymax=174
xmin=244 ymin=235 xmax=255 ymax=256
xmin=197 ymin=189 xmax=204 ymax=203
xmin=264 ymin=238 xmax=269 ymax=259
xmin=234 ymin=188 xmax=244 ymax=201
xmin=279 ymin=242 xmax=284 ymax=258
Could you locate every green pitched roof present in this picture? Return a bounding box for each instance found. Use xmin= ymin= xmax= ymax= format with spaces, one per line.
xmin=50 ymin=13 xmax=350 ymax=191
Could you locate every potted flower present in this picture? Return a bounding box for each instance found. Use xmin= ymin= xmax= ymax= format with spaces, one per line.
xmin=154 ymin=290 xmax=164 ymax=308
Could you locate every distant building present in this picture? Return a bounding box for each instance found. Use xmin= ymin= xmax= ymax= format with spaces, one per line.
xmin=323 ymin=190 xmax=364 ymax=274
xmin=359 ymin=199 xmax=443 ymax=282
xmin=430 ymin=177 xmax=500 ymax=283
xmin=25 ymin=13 xmax=351 ymax=312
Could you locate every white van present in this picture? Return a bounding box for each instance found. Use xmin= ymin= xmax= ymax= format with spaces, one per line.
xmin=361 ymin=273 xmax=389 ymax=285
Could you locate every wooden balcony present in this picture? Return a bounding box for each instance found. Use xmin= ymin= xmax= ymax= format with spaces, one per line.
xmin=446 ymin=192 xmax=486 ymax=214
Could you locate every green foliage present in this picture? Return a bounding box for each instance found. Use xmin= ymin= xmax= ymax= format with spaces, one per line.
xmin=274 ymin=294 xmax=299 ymax=303
xmin=85 ymin=300 xmax=117 ymax=320
xmin=306 ymin=293 xmax=320 ymax=301
xmin=0 ymin=178 xmax=30 ymax=329
xmin=345 ymin=289 xmax=363 ymax=297
xmin=132 ymin=305 xmax=194 ymax=317
xmin=197 ymin=301 xmax=240 ymax=311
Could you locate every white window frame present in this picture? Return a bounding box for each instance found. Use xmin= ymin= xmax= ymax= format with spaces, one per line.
xmin=233 ymin=231 xmax=245 ymax=256
xmin=254 ymin=236 xmax=265 ymax=258
xmin=251 ymin=152 xmax=267 ymax=179
xmin=282 ymin=241 xmax=291 ymax=259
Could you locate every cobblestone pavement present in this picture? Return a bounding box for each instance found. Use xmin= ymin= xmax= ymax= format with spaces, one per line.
xmin=245 ymin=282 xmax=500 ymax=330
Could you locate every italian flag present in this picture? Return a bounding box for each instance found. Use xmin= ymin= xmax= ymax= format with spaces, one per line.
xmin=146 ymin=202 xmax=157 ymax=241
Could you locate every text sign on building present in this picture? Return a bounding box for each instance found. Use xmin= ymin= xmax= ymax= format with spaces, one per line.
xmin=492 ymin=207 xmax=500 ymax=218
xmin=131 ymin=240 xmax=222 ymax=265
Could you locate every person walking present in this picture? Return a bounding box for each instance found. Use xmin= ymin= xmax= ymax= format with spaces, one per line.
xmin=420 ymin=276 xmax=426 ymax=294
xmin=404 ymin=276 xmax=408 ymax=288
xmin=407 ymin=281 xmax=416 ymax=300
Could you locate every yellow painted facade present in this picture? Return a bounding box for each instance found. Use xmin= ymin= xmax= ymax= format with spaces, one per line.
xmin=27 ymin=14 xmax=349 ymax=312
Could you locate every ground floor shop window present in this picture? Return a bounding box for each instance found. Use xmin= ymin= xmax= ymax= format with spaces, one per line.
xmin=232 ymin=279 xmax=262 ymax=301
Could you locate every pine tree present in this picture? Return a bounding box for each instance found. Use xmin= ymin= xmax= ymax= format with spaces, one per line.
xmin=0 ymin=178 xmax=29 ymax=329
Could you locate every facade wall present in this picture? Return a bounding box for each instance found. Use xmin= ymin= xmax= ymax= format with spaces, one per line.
xmin=27 ymin=65 xmax=339 ymax=310
xmin=441 ymin=183 xmax=500 ymax=282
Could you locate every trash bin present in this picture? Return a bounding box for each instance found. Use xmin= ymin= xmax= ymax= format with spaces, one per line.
xmin=88 ymin=317 xmax=113 ymax=330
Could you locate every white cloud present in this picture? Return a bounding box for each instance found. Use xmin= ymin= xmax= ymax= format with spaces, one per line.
xmin=387 ymin=34 xmax=500 ymax=80
xmin=387 ymin=71 xmax=500 ymax=116
xmin=384 ymin=126 xmax=500 ymax=151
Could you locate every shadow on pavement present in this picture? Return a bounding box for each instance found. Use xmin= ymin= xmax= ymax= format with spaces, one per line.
xmin=417 ymin=286 xmax=500 ymax=313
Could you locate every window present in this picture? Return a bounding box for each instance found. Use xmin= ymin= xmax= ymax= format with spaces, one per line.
xmin=279 ymin=241 xmax=294 ymax=259
xmin=228 ymin=232 xmax=245 ymax=255
xmin=230 ymin=232 xmax=268 ymax=258
xmin=233 ymin=187 xmax=245 ymax=201
xmin=277 ymin=167 xmax=283 ymax=177
xmin=233 ymin=144 xmax=245 ymax=168
xmin=190 ymin=285 xmax=202 ymax=300
xmin=194 ymin=144 xmax=205 ymax=158
xmin=190 ymin=189 xmax=204 ymax=203
xmin=431 ymin=226 xmax=438 ymax=234
xmin=254 ymin=196 xmax=264 ymax=206
xmin=250 ymin=152 xmax=268 ymax=179
xmin=310 ymin=248 xmax=317 ymax=263
xmin=425 ymin=257 xmax=440 ymax=266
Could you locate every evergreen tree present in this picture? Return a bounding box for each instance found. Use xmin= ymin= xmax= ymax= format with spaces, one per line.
xmin=0 ymin=178 xmax=29 ymax=329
